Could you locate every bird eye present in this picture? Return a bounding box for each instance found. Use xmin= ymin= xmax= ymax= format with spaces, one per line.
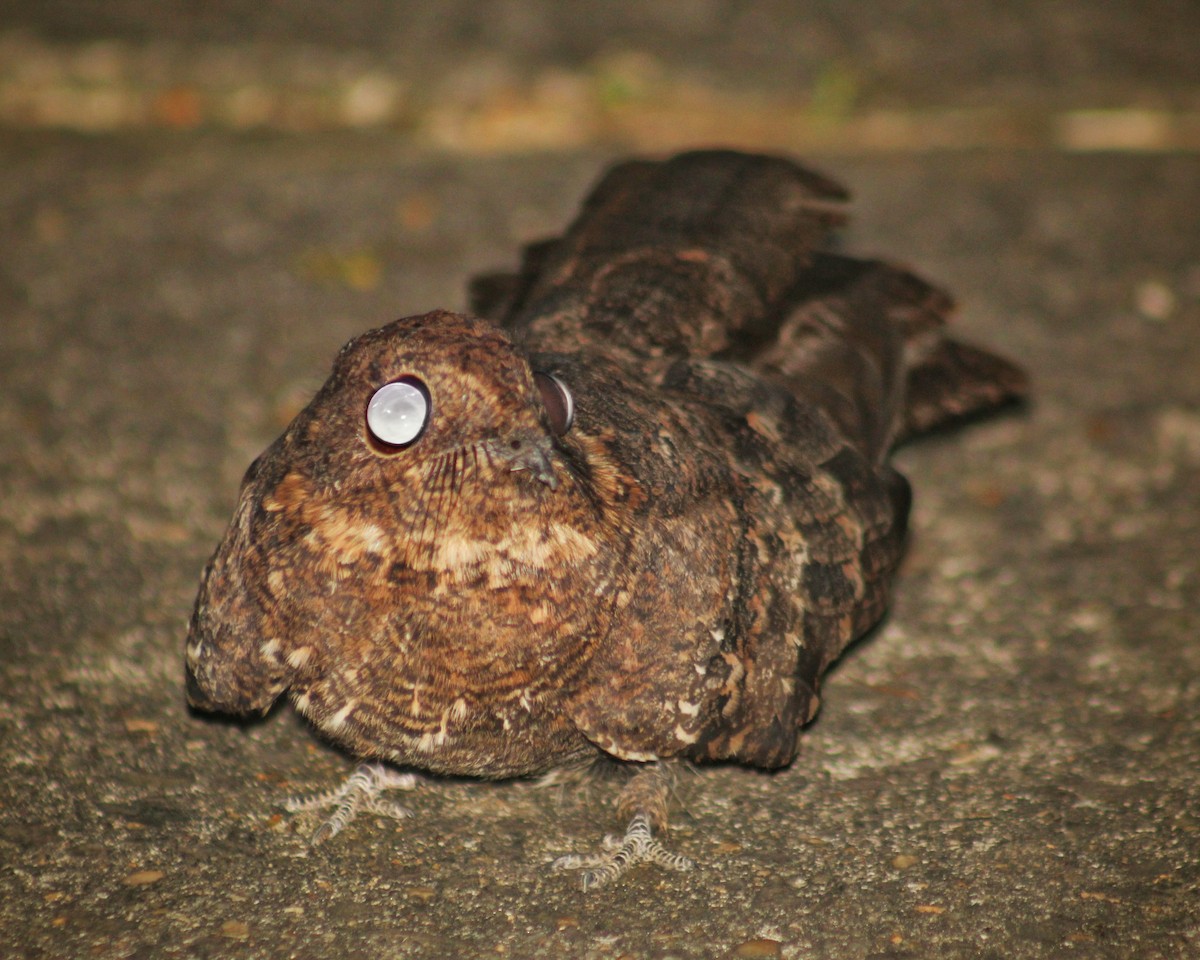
xmin=366 ymin=376 xmax=430 ymax=448
xmin=534 ymin=371 xmax=574 ymax=437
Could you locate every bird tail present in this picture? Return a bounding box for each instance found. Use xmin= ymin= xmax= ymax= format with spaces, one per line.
xmin=749 ymin=253 xmax=1028 ymax=464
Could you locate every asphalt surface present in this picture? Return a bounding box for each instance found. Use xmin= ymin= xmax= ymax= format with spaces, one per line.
xmin=2 ymin=5 xmax=1199 ymax=960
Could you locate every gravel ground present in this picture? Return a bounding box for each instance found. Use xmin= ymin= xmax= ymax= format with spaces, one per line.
xmin=2 ymin=4 xmax=1199 ymax=959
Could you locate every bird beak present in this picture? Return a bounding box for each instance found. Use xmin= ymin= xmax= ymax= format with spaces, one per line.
xmin=495 ymin=434 xmax=559 ymax=489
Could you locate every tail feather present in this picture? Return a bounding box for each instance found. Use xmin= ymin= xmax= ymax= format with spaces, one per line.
xmin=899 ymin=337 xmax=1029 ymax=441
xmin=750 ymin=253 xmax=1026 ymax=461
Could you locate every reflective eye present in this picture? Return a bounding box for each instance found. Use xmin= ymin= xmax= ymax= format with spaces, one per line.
xmin=366 ymin=377 xmax=430 ymax=448
xmin=534 ymin=371 xmax=574 ymax=437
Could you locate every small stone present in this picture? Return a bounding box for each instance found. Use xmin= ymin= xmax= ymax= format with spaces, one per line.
xmin=728 ymin=938 xmax=783 ymax=958
xmin=1135 ymin=280 xmax=1176 ymax=321
xmin=221 ymin=920 xmax=250 ymax=939
xmin=892 ymin=854 xmax=918 ymax=870
xmin=124 ymin=870 xmax=164 ymax=886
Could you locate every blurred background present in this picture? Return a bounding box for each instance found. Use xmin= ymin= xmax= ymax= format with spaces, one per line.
xmin=2 ymin=0 xmax=1197 ymax=152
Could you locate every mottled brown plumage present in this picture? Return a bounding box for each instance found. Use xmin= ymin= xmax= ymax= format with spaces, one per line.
xmin=185 ymin=150 xmax=1026 ymax=888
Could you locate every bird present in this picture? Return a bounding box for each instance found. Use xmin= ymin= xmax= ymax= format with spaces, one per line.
xmin=185 ymin=150 xmax=1027 ymax=889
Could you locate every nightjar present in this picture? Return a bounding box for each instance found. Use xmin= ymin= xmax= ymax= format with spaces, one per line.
xmin=185 ymin=150 xmax=1026 ymax=889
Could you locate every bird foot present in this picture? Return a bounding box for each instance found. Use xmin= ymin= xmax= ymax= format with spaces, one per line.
xmin=552 ymin=812 xmax=694 ymax=891
xmin=283 ymin=762 xmax=418 ymax=845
